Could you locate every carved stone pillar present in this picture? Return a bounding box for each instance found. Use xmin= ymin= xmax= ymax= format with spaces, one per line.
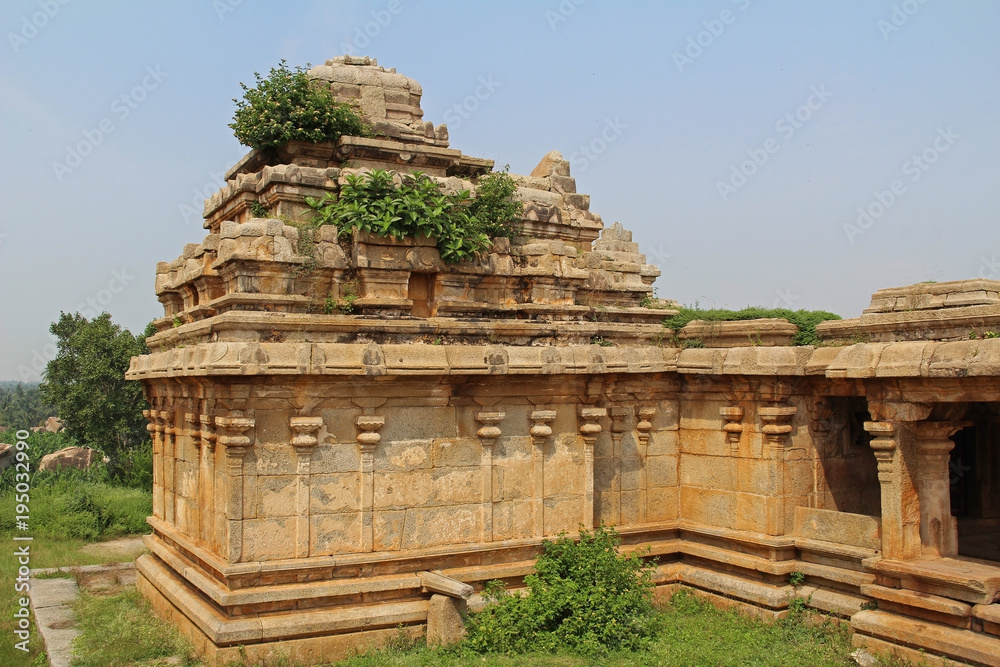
xmin=865 ymin=420 xmax=920 ymax=560
xmin=356 ymin=415 xmax=384 ymax=552
xmin=216 ymin=415 xmax=254 ymax=563
xmin=609 ymin=406 xmax=629 ymax=525
xmin=759 ymin=406 xmax=797 ymax=536
xmin=476 ymin=411 xmax=504 ymax=542
xmin=184 ymin=413 xmax=202 ymax=539
xmin=579 ymin=407 xmax=607 ymax=530
xmin=144 ymin=409 xmax=165 ymax=520
xmin=720 ymin=406 xmax=744 ymax=453
xmin=910 ymin=420 xmax=971 ymax=557
xmin=290 ymin=416 xmax=323 ymax=558
xmin=198 ymin=415 xmax=216 ymax=552
xmin=636 ymin=407 xmax=655 ymax=523
xmin=161 ymin=410 xmax=176 ymax=525
xmin=529 ymin=410 xmax=556 ymax=537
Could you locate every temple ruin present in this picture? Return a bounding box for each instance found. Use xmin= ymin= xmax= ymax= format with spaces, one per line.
xmin=128 ymin=56 xmax=1000 ymax=666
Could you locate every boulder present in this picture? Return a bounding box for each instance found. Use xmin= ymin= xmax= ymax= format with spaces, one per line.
xmin=0 ymin=443 xmax=13 ymax=471
xmin=38 ymin=446 xmax=100 ymax=472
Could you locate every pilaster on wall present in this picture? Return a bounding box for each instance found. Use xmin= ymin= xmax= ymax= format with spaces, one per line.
xmin=636 ymin=407 xmax=655 ymax=523
xmin=355 ymin=415 xmax=384 ymax=552
xmin=184 ymin=413 xmax=202 ymax=542
xmin=161 ymin=410 xmax=176 ymax=525
xmin=215 ymin=415 xmax=255 ymax=563
xmin=476 ymin=411 xmax=504 ymax=542
xmin=759 ymin=406 xmax=797 ymax=536
xmin=578 ymin=407 xmax=607 ymax=530
xmin=290 ymin=416 xmax=323 ymax=558
xmin=144 ymin=409 xmax=165 ymax=520
xmin=198 ymin=414 xmax=217 ymax=553
xmin=529 ymin=410 xmax=556 ymax=537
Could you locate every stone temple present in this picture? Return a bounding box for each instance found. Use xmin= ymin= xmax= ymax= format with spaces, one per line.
xmin=128 ymin=56 xmax=1000 ymax=666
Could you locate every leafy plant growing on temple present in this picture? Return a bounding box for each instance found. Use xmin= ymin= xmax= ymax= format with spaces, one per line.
xmin=305 ymin=169 xmax=521 ymax=264
xmin=664 ymin=307 xmax=841 ymax=346
xmin=230 ymin=59 xmax=369 ymax=150
xmin=468 ymin=166 xmax=523 ymax=239
xmin=462 ymin=525 xmax=658 ymax=656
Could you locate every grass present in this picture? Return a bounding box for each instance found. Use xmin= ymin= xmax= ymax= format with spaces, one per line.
xmin=71 ymin=587 xmax=192 ymax=667
xmin=663 ymin=306 xmax=841 ymax=346
xmin=0 ymin=535 xmax=147 ymax=667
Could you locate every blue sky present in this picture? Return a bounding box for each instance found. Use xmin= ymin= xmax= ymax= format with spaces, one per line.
xmin=2 ymin=1 xmax=998 ymax=381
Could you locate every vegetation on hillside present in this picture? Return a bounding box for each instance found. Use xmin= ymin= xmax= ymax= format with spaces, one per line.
xmin=664 ymin=306 xmax=842 ymax=346
xmin=0 ymin=382 xmax=54 ymax=429
xmin=230 ymin=59 xmax=370 ymax=150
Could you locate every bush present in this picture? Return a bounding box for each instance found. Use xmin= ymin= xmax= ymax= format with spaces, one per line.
xmin=663 ymin=306 xmax=841 ymax=346
xmin=0 ymin=480 xmax=151 ymax=539
xmin=307 ymin=169 xmax=509 ymax=264
xmin=468 ymin=166 xmax=523 ymax=240
xmin=230 ymin=59 xmax=369 ymax=150
xmin=463 ymin=525 xmax=657 ymax=656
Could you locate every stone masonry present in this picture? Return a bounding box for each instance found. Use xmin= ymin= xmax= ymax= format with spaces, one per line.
xmin=129 ymin=57 xmax=1000 ymax=666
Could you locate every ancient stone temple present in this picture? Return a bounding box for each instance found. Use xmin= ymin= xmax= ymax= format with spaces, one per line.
xmin=129 ymin=56 xmax=1000 ymax=666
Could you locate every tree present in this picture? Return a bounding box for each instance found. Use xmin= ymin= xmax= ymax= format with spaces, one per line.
xmin=40 ymin=313 xmax=153 ymax=462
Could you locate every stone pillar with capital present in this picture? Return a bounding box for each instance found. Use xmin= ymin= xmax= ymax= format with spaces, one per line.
xmin=529 ymin=410 xmax=556 ymax=537
xmin=476 ymin=411 xmax=504 ymax=542
xmin=636 ymin=407 xmax=655 ymax=523
xmin=291 ymin=416 xmax=324 ymax=558
xmin=215 ymin=415 xmax=255 ymax=563
xmin=579 ymin=407 xmax=607 ymax=530
xmin=356 ymin=415 xmax=384 ymax=552
xmin=759 ymin=406 xmax=797 ymax=536
xmin=144 ymin=409 xmax=165 ymax=520
xmin=198 ymin=414 xmax=216 ymax=553
xmin=865 ymin=420 xmax=921 ymax=560
xmin=910 ymin=420 xmax=971 ymax=557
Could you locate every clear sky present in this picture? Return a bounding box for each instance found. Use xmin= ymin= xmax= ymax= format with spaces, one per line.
xmin=2 ymin=1 xmax=998 ymax=381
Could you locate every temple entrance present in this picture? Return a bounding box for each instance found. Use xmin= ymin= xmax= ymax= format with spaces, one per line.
xmin=815 ymin=396 xmax=881 ymax=517
xmin=952 ymin=405 xmax=1000 ymax=562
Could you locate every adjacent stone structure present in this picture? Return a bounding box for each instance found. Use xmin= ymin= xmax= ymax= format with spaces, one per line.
xmin=129 ymin=57 xmax=1000 ymax=666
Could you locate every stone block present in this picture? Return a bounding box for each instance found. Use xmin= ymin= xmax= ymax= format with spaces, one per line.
xmin=311 ymin=473 xmax=361 ymax=513
xmin=680 ymin=487 xmax=735 ymax=529
xmin=310 ymin=512 xmax=362 ymax=555
xmin=377 ymin=439 xmax=432 ymax=471
xmin=646 ymin=454 xmax=678 ymax=488
xmin=242 ymin=517 xmax=295 ymax=561
xmin=647 ymin=429 xmax=678 ymax=456
xmin=399 ymin=505 xmax=479 ymax=549
xmin=545 ymin=496 xmax=586 ymax=534
xmin=254 ymin=409 xmax=293 ymax=445
xmin=734 ymin=493 xmax=766 ymax=532
xmin=258 ymin=475 xmax=297 ymax=517
xmin=431 ymin=438 xmax=479 ymax=468
xmin=680 ymin=454 xmax=732 ymax=489
xmin=426 ymin=594 xmax=467 ymax=646
xmin=431 ymin=468 xmax=480 ymax=504
xmin=375 ymin=471 xmax=432 ymax=508
xmin=738 ymin=459 xmax=777 ymax=495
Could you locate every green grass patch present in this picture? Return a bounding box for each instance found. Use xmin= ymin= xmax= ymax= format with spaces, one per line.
xmin=0 ymin=480 xmax=151 ymax=540
xmin=664 ymin=306 xmax=842 ymax=346
xmin=70 ymin=587 xmax=193 ymax=667
xmin=331 ymin=590 xmax=871 ymax=667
